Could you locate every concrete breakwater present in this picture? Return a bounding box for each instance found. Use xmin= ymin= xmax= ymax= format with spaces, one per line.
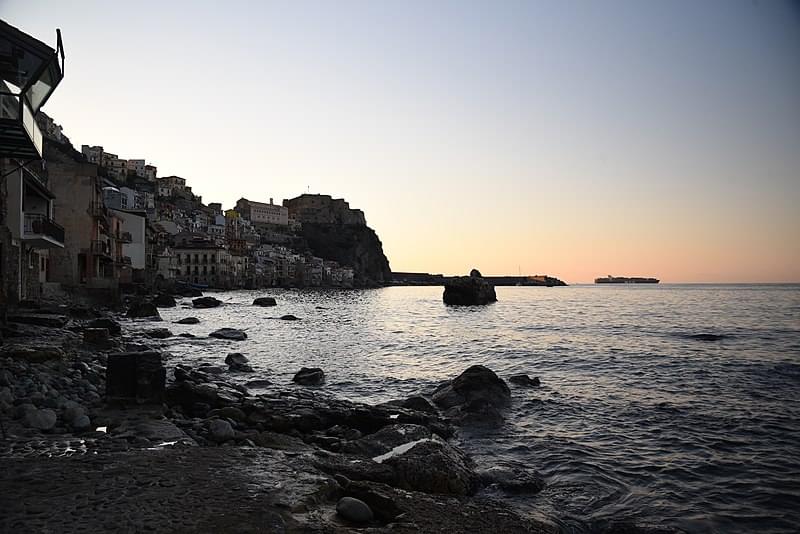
xmin=392 ymin=272 xmax=567 ymax=286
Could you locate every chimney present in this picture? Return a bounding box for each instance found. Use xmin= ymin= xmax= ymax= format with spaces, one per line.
xmin=270 ymin=197 xmax=273 ymax=205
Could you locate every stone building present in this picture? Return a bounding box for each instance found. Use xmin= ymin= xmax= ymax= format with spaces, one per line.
xmin=282 ymin=194 xmax=366 ymax=226
xmin=45 ymin=140 xmax=122 ymax=298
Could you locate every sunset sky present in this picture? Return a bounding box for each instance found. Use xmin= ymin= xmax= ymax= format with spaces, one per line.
xmin=4 ymin=1 xmax=799 ymax=283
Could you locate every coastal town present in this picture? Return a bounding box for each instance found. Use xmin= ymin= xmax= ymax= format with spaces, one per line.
xmin=1 ymin=110 xmax=385 ymax=307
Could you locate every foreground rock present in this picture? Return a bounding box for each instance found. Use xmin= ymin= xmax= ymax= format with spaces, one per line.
xmin=153 ymin=294 xmax=177 ymax=308
xmin=443 ymin=269 xmax=497 ymax=305
xmin=336 ymin=496 xmax=374 ymax=523
xmin=280 ymin=314 xmax=301 ymax=321
xmin=83 ymin=328 xmax=110 ymax=345
xmin=175 ymin=285 xmax=203 ymax=297
xmin=477 ymin=465 xmax=545 ymax=494
xmin=127 ymin=300 xmax=161 ymax=319
xmin=432 ymin=365 xmax=510 ymax=425
xmin=7 ymin=314 xmax=68 ymax=328
xmin=23 ymin=407 xmax=57 ymax=430
xmin=175 ymin=317 xmax=200 ymax=325
xmin=509 ymin=374 xmax=540 ymax=387
xmin=225 ymin=353 xmax=254 ymax=372
xmin=87 ymin=317 xmax=122 ymax=335
xmin=209 ymin=328 xmax=247 ymax=341
xmin=253 ymin=297 xmax=277 ymax=307
xmin=192 ymin=296 xmax=222 ymax=309
xmin=146 ymin=328 xmax=173 ymax=339
xmin=293 ymin=367 xmax=325 ymax=386
xmin=380 ymin=438 xmax=480 ymax=495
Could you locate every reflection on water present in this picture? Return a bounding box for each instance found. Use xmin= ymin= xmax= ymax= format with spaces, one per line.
xmin=128 ymin=284 xmax=800 ymax=533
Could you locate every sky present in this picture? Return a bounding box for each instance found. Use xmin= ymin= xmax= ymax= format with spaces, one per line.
xmin=3 ymin=0 xmax=799 ymax=283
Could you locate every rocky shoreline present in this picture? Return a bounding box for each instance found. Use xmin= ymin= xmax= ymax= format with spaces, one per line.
xmin=0 ymin=296 xmax=556 ymax=533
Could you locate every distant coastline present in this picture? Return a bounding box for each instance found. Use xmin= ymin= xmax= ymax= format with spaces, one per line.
xmin=391 ymin=272 xmax=567 ymax=287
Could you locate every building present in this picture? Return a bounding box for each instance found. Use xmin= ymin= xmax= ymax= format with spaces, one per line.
xmin=0 ymin=21 xmax=65 ymax=309
xmin=235 ymin=197 xmax=289 ymax=226
xmin=157 ymin=176 xmax=187 ymax=197
xmin=45 ymin=141 xmax=122 ymax=297
xmin=1 ymin=165 xmax=65 ymax=302
xmin=126 ymin=159 xmax=146 ymax=178
xmin=283 ymin=194 xmax=366 ymax=226
xmin=173 ymin=241 xmax=231 ymax=288
xmin=144 ymin=164 xmax=157 ymax=181
xmin=81 ymin=145 xmax=103 ymax=165
xmin=109 ymin=208 xmax=147 ymax=283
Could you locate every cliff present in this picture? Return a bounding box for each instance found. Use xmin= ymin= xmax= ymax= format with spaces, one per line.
xmin=299 ymin=223 xmax=392 ymax=287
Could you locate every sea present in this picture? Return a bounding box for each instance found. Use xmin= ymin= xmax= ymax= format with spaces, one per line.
xmin=137 ymin=284 xmax=800 ymax=534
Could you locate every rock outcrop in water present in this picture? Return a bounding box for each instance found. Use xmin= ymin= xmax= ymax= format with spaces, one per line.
xmin=432 ymin=365 xmax=511 ymax=426
xmin=298 ymin=222 xmax=392 ymax=287
xmin=443 ymin=269 xmax=497 ymax=305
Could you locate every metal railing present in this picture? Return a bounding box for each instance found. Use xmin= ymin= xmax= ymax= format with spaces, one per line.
xmin=0 ymin=91 xmax=43 ymax=159
xmin=23 ymin=213 xmax=65 ymax=243
xmin=90 ymin=240 xmax=110 ymax=256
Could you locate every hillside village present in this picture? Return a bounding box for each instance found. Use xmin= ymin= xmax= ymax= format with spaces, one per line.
xmin=1 ymin=113 xmax=391 ymax=306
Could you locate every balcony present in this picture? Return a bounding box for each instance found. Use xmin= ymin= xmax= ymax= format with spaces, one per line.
xmin=0 ymin=93 xmax=43 ymax=159
xmin=90 ymin=203 xmax=107 ymax=218
xmin=22 ymin=213 xmax=64 ymax=248
xmin=0 ymin=21 xmax=64 ymax=160
xmin=90 ymin=239 xmax=111 ymax=258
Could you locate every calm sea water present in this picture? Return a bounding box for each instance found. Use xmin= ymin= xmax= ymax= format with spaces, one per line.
xmin=134 ymin=284 xmax=800 ymax=533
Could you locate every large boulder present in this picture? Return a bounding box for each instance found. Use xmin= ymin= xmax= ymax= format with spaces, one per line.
xmin=336 ymin=497 xmax=374 ymax=523
xmin=443 ymin=271 xmax=496 ymax=305
xmin=83 ymin=328 xmax=110 ymax=345
xmin=341 ymin=424 xmax=432 ymax=457
xmin=293 ymin=367 xmax=325 ymax=386
xmin=127 ymin=300 xmax=161 ymax=319
xmin=380 ymin=439 xmax=479 ymax=495
xmin=432 ymin=365 xmax=510 ymax=425
xmin=153 ymin=294 xmax=177 ymax=308
xmin=193 ymin=296 xmax=222 ymax=309
xmin=175 ymin=285 xmax=203 ymax=297
xmin=23 ymin=408 xmax=57 ymax=431
xmin=146 ymin=328 xmax=173 ymax=339
xmin=208 ymin=419 xmax=236 ymax=443
xmin=253 ymin=297 xmax=277 ymax=307
xmin=432 ymin=365 xmax=511 ymax=410
xmin=209 ymin=328 xmax=247 ymax=341
xmin=225 ymin=352 xmax=253 ymax=372
xmin=87 ymin=317 xmax=121 ymax=335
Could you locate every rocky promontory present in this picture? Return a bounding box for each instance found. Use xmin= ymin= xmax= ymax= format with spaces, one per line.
xmin=299 ymin=223 xmax=392 ymax=287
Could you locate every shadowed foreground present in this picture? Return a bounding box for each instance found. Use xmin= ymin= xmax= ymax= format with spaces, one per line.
xmin=0 ymin=446 xmax=549 ymax=533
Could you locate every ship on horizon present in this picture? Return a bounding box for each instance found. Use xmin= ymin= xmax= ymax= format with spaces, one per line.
xmin=595 ymin=275 xmax=660 ymax=284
